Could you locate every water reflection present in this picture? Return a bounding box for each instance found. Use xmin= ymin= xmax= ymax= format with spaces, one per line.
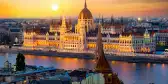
xmin=0 ymin=54 xmax=168 ymax=84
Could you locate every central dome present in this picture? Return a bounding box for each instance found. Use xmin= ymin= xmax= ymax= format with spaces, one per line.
xmin=78 ymin=0 xmax=93 ymax=19
xmin=78 ymin=8 xmax=93 ymax=19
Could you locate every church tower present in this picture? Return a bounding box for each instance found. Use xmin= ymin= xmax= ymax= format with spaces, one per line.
xmin=95 ymin=21 xmax=122 ymax=84
xmin=60 ymin=16 xmax=67 ymax=49
xmin=60 ymin=15 xmax=67 ymax=34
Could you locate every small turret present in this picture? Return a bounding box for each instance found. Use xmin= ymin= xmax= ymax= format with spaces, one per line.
xmin=60 ymin=16 xmax=67 ymax=34
xmin=144 ymin=28 xmax=150 ymax=38
xmin=46 ymin=32 xmax=49 ymax=40
xmin=62 ymin=16 xmax=66 ymax=27
xmin=55 ymin=32 xmax=58 ymax=40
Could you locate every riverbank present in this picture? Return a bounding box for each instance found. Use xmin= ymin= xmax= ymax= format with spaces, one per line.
xmin=105 ymin=55 xmax=168 ymax=64
xmin=20 ymin=50 xmax=95 ymax=59
xmin=23 ymin=50 xmax=168 ymax=64
xmin=1 ymin=48 xmax=168 ymax=64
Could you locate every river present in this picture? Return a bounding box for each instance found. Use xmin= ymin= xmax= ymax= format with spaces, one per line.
xmin=0 ymin=53 xmax=168 ymax=84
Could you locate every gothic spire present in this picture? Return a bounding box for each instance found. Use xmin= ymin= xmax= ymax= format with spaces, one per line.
xmin=121 ymin=17 xmax=124 ymax=25
xmin=95 ymin=18 xmax=112 ymax=73
xmin=98 ymin=14 xmax=101 ymax=24
xmin=84 ymin=0 xmax=87 ymax=8
xmin=62 ymin=15 xmax=66 ymax=26
xmin=101 ymin=15 xmax=104 ymax=26
xmin=111 ymin=15 xmax=114 ymax=25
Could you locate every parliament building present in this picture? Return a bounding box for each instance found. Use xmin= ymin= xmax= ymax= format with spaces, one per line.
xmin=23 ymin=0 xmax=156 ymax=55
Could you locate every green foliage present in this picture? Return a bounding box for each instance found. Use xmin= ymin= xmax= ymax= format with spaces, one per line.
xmin=16 ymin=53 xmax=25 ymax=71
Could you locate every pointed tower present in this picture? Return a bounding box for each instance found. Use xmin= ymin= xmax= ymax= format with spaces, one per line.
xmin=60 ymin=15 xmax=67 ymax=34
xmin=59 ymin=16 xmax=67 ymax=49
xmin=84 ymin=0 xmax=87 ymax=8
xmin=120 ymin=17 xmax=124 ymax=25
xmin=144 ymin=28 xmax=150 ymax=38
xmin=95 ymin=20 xmax=122 ymax=84
xmin=102 ymin=15 xmax=104 ymax=26
xmin=95 ymin=20 xmax=112 ymax=74
xmin=111 ymin=15 xmax=114 ymax=25
xmin=62 ymin=15 xmax=66 ymax=27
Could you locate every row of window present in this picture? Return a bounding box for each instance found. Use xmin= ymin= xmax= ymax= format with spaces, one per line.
xmin=120 ymin=40 xmax=154 ymax=44
xmin=64 ymin=44 xmax=78 ymax=48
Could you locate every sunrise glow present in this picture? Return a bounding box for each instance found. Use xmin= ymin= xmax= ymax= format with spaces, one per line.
xmin=0 ymin=0 xmax=168 ymax=18
xmin=52 ymin=4 xmax=59 ymax=11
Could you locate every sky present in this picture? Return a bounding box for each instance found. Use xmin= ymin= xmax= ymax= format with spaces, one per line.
xmin=0 ymin=0 xmax=168 ymax=18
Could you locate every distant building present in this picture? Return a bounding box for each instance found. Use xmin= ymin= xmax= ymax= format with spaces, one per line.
xmin=0 ymin=26 xmax=9 ymax=42
xmin=9 ymin=28 xmax=23 ymax=44
xmin=0 ymin=24 xmax=23 ymax=44
xmin=118 ymin=29 xmax=156 ymax=54
xmin=102 ymin=24 xmax=124 ymax=34
xmin=155 ymin=29 xmax=168 ymax=46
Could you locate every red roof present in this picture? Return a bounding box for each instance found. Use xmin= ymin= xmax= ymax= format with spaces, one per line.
xmin=121 ymin=32 xmax=143 ymax=37
xmin=159 ymin=29 xmax=168 ymax=33
xmin=103 ymin=24 xmax=123 ymax=29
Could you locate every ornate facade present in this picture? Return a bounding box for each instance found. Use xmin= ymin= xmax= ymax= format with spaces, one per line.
xmin=23 ymin=0 xmax=156 ymax=54
xmin=155 ymin=29 xmax=168 ymax=46
xmin=118 ymin=29 xmax=156 ymax=54
xmin=24 ymin=0 xmax=94 ymax=51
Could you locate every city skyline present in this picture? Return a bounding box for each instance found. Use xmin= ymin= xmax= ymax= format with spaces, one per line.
xmin=0 ymin=0 xmax=168 ymax=18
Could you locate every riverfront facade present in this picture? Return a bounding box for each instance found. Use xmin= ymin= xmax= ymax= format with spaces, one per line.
xmin=23 ymin=1 xmax=156 ymax=54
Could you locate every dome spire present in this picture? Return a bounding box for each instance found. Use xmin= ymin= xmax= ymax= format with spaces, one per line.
xmin=84 ymin=0 xmax=87 ymax=8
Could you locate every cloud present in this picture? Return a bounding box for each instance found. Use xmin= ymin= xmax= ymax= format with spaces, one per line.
xmin=110 ymin=0 xmax=168 ymax=4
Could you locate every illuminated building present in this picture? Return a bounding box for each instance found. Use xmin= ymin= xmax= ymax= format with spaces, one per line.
xmin=24 ymin=0 xmax=94 ymax=51
xmin=0 ymin=25 xmax=23 ymax=44
xmin=156 ymin=29 xmax=168 ymax=46
xmin=118 ymin=29 xmax=155 ymax=55
xmin=23 ymin=0 xmax=156 ymax=54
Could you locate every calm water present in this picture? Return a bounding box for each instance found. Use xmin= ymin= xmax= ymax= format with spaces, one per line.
xmin=0 ymin=53 xmax=168 ymax=84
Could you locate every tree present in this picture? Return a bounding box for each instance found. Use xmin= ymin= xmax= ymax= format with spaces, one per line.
xmin=1 ymin=35 xmax=11 ymax=45
xmin=16 ymin=53 xmax=25 ymax=71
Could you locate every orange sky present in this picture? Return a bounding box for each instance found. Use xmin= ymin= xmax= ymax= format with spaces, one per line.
xmin=0 ymin=0 xmax=168 ymax=18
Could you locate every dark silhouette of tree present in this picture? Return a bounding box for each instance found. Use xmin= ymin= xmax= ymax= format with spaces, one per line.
xmin=16 ymin=53 xmax=25 ymax=71
xmin=0 ymin=35 xmax=13 ymax=48
xmin=1 ymin=35 xmax=11 ymax=45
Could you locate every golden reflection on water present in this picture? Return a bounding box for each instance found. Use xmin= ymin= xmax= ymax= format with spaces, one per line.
xmin=121 ymin=63 xmax=129 ymax=73
xmin=162 ymin=64 xmax=165 ymax=69
xmin=112 ymin=61 xmax=116 ymax=64
xmin=25 ymin=55 xmax=90 ymax=70
xmin=24 ymin=54 xmax=168 ymax=72
xmin=25 ymin=55 xmax=36 ymax=64
xmin=147 ymin=63 xmax=151 ymax=68
xmin=132 ymin=63 xmax=136 ymax=67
